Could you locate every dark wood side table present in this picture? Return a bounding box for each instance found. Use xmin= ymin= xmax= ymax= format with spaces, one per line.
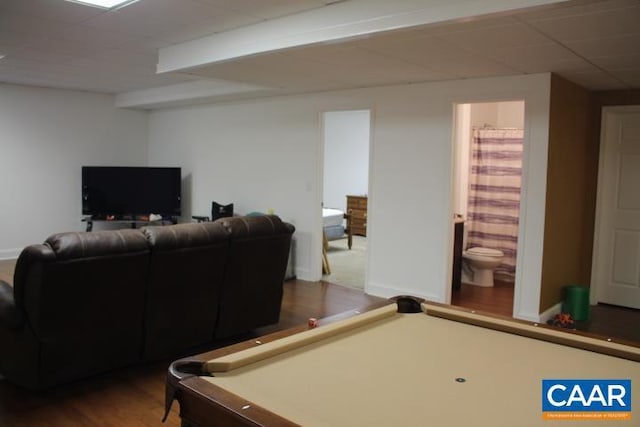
xmin=346 ymin=195 xmax=367 ymax=237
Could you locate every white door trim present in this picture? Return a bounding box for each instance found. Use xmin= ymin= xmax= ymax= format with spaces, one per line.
xmin=591 ymin=104 xmax=640 ymax=306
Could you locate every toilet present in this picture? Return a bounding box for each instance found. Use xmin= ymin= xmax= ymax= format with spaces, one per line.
xmin=462 ymin=247 xmax=504 ymax=287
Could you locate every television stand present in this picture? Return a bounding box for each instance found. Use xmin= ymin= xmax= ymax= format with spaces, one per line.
xmin=82 ymin=217 xmax=177 ymax=232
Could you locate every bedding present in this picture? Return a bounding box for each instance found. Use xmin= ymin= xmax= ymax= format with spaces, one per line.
xmin=322 ymin=208 xmax=345 ymax=228
xmin=324 ymin=225 xmax=345 ymax=240
xmin=322 ymin=208 xmax=352 ymax=249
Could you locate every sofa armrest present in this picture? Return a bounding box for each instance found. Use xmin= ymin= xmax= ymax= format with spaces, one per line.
xmin=0 ymin=280 xmax=25 ymax=329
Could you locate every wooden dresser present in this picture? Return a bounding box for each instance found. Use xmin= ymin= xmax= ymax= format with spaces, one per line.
xmin=346 ymin=195 xmax=367 ymax=236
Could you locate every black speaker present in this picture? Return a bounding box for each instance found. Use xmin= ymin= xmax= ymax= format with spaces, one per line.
xmin=82 ymin=186 xmax=90 ymax=214
xmin=211 ymin=202 xmax=233 ymax=221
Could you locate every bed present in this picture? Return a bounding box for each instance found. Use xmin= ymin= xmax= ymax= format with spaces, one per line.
xmin=322 ymin=208 xmax=352 ymax=250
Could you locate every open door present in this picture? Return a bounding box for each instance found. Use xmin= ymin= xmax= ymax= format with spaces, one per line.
xmin=592 ymin=106 xmax=640 ymax=309
xmin=321 ymin=110 xmax=370 ymax=288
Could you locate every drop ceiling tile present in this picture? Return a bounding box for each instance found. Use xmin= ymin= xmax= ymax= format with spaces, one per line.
xmin=20 ymin=36 xmax=107 ymax=58
xmin=197 ymin=0 xmax=331 ymax=20
xmin=1 ymin=0 xmax=640 ymax=97
xmin=590 ymin=54 xmax=640 ymax=70
xmin=566 ymin=33 xmax=640 ymax=59
xmin=0 ymin=10 xmax=71 ymax=38
xmin=425 ymin=15 xmax=516 ymax=35
xmin=0 ymin=0 xmax=105 ymax=23
xmin=7 ymin=46 xmax=77 ymax=65
xmin=84 ymin=47 xmax=158 ymax=68
xmin=66 ymin=56 xmax=150 ymax=77
xmin=477 ymin=42 xmax=593 ymax=73
xmin=58 ymin=24 xmax=144 ymax=50
xmin=82 ymin=0 xmax=226 ymax=39
xmin=517 ymin=0 xmax=640 ymax=21
xmin=116 ymin=35 xmax=172 ymax=51
xmin=359 ymin=26 xmax=432 ymax=43
xmin=524 ymin=58 xmax=598 ymax=74
xmin=288 ymin=43 xmax=400 ymax=68
xmin=525 ymin=5 xmax=640 ymax=42
xmin=557 ymin=69 xmax=628 ymax=90
xmin=0 ymin=31 xmax=32 ymax=53
xmin=347 ymin=66 xmax=451 ymax=87
xmin=609 ymin=68 xmax=640 ymax=87
xmin=358 ymin=33 xmax=518 ymax=78
xmin=287 ymin=44 xmax=452 ymax=84
xmin=190 ymin=52 xmax=349 ymax=89
xmin=435 ymin=22 xmax=552 ymax=51
xmin=154 ymin=13 xmax=259 ymax=45
xmin=0 ymin=61 xmax=80 ymax=84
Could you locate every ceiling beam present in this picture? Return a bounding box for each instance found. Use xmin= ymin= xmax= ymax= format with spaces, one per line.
xmin=157 ymin=0 xmax=570 ymax=74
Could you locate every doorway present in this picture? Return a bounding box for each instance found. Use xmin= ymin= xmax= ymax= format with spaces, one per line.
xmin=450 ymin=101 xmax=525 ymax=316
xmin=592 ymin=105 xmax=640 ymax=309
xmin=321 ymin=110 xmax=371 ymax=289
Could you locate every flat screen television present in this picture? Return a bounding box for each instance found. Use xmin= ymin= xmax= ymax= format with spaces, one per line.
xmin=82 ymin=166 xmax=181 ymax=218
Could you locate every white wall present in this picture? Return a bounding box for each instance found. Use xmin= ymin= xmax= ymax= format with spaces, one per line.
xmin=0 ymin=84 xmax=148 ymax=258
xmin=323 ymin=110 xmax=370 ymax=211
xmin=148 ymin=97 xmax=324 ymax=280
xmin=453 ymin=104 xmax=471 ymax=218
xmin=147 ymin=73 xmax=551 ymax=320
xmin=498 ymin=101 xmax=526 ymax=128
xmin=470 ymin=101 xmax=525 ymax=129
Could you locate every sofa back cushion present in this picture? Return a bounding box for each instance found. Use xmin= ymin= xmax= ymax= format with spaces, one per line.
xmin=215 ymin=215 xmax=294 ymax=338
xmin=14 ymin=229 xmax=149 ymax=387
xmin=142 ymin=221 xmax=230 ymax=359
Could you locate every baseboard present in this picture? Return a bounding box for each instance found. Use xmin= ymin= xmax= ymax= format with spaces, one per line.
xmin=293 ymin=267 xmax=312 ymax=281
xmin=366 ymin=281 xmax=440 ymax=302
xmin=538 ymin=302 xmax=563 ymax=324
xmin=0 ymin=249 xmax=20 ymax=260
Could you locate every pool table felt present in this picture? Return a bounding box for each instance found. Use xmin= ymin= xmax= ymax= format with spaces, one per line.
xmin=198 ymin=303 xmax=639 ymax=426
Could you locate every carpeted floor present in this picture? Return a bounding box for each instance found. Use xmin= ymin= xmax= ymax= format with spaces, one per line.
xmin=322 ymin=235 xmax=366 ymax=289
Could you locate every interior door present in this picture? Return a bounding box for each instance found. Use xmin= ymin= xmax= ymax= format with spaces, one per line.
xmin=592 ymin=106 xmax=640 ymax=309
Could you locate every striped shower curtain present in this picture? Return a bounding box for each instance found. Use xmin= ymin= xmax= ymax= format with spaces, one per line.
xmin=467 ymin=128 xmax=523 ymax=282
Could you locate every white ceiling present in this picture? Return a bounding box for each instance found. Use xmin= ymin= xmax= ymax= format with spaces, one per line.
xmin=1 ymin=0 xmax=639 ymax=107
xmin=0 ymin=0 xmax=339 ymax=93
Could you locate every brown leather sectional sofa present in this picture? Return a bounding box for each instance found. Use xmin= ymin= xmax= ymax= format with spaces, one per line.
xmin=0 ymin=215 xmax=294 ymax=390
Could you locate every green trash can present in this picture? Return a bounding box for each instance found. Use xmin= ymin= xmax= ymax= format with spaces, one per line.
xmin=562 ymin=285 xmax=590 ymax=321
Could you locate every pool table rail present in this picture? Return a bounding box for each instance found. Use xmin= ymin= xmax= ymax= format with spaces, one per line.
xmin=422 ymin=301 xmax=640 ymax=363
xmin=165 ymin=299 xmax=392 ymax=426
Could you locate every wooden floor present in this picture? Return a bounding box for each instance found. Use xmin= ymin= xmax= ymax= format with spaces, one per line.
xmin=0 ymin=258 xmax=16 ymax=285
xmin=0 ymin=278 xmax=382 ymax=427
xmin=451 ymin=279 xmax=515 ymax=317
xmin=451 ymin=279 xmax=640 ymax=343
xmin=1 ymin=260 xmax=639 ymax=426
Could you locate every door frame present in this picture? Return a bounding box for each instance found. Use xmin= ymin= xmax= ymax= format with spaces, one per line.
xmin=449 ymin=100 xmax=527 ymax=317
xmin=316 ymin=108 xmax=374 ymax=283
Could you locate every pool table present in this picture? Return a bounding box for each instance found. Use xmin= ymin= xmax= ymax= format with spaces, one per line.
xmin=166 ymin=297 xmax=640 ymax=426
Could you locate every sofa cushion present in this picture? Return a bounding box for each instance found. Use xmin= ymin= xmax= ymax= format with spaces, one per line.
xmin=142 ymin=222 xmax=231 ymax=360
xmin=10 ymin=229 xmax=150 ymax=388
xmin=45 ymin=229 xmax=148 ymax=260
xmin=143 ymin=221 xmax=229 ymax=250
xmin=219 ymin=214 xmax=294 ymax=238
xmin=215 ymin=215 xmax=294 ymax=338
